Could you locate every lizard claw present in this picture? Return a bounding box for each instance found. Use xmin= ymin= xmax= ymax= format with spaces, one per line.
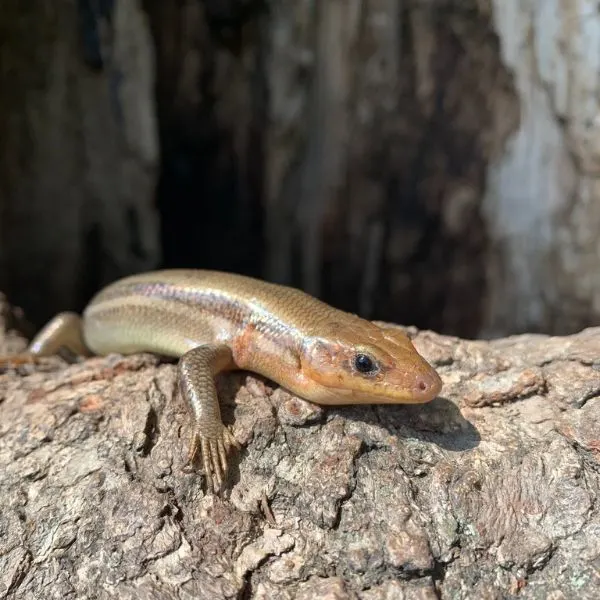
xmin=185 ymin=424 xmax=239 ymax=493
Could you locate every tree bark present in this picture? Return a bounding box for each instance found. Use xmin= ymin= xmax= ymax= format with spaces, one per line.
xmin=482 ymin=0 xmax=600 ymax=337
xmin=2 ymin=0 xmax=600 ymax=340
xmin=141 ymin=0 xmax=600 ymax=337
xmin=1 ymin=295 xmax=599 ymax=598
xmin=0 ymin=0 xmax=160 ymax=328
xmin=261 ymin=0 xmax=518 ymax=337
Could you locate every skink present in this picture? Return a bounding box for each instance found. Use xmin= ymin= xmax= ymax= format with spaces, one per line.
xmin=10 ymin=269 xmax=442 ymax=492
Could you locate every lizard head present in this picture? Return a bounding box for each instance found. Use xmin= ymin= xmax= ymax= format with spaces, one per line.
xmin=298 ymin=319 xmax=442 ymax=405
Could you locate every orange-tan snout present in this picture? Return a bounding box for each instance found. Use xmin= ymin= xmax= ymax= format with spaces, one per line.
xmin=405 ymin=361 xmax=443 ymax=403
xmin=379 ymin=349 xmax=443 ymax=404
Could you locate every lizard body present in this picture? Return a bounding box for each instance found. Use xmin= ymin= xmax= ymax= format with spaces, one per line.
xmin=11 ymin=269 xmax=442 ymax=491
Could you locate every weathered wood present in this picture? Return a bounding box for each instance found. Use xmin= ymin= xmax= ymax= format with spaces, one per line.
xmin=2 ymin=0 xmax=600 ymax=346
xmin=484 ymin=0 xmax=600 ymax=336
xmin=1 ymin=295 xmax=598 ymax=598
xmin=0 ymin=0 xmax=160 ymax=327
xmin=261 ymin=0 xmax=518 ymax=338
xmin=142 ymin=0 xmax=600 ymax=337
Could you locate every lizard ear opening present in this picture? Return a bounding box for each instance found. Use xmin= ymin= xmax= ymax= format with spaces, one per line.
xmin=304 ymin=339 xmax=335 ymax=365
xmin=301 ymin=339 xmax=341 ymax=382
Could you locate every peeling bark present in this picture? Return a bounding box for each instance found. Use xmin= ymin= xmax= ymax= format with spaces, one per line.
xmin=1 ymin=297 xmax=599 ymax=598
xmin=484 ymin=0 xmax=600 ymax=336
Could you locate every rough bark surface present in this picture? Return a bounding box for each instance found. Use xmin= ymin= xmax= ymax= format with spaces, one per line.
xmin=1 ymin=296 xmax=599 ymax=599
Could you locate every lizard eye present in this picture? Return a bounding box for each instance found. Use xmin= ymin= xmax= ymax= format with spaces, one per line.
xmin=353 ymin=353 xmax=379 ymax=375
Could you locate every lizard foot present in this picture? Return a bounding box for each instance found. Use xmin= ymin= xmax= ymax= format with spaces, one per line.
xmin=184 ymin=424 xmax=239 ymax=493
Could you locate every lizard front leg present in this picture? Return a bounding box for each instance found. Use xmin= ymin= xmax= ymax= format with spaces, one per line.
xmin=178 ymin=344 xmax=240 ymax=493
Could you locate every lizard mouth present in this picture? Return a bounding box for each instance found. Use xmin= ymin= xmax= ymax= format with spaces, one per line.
xmin=305 ymin=381 xmax=440 ymax=405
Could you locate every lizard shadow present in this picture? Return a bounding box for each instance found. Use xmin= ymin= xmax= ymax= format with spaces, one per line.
xmin=215 ymin=371 xmax=479 ymax=454
xmin=326 ymin=396 xmax=481 ymax=452
xmin=205 ymin=378 xmax=480 ymax=492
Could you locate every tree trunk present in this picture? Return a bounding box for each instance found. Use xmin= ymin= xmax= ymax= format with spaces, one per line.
xmin=0 ymin=0 xmax=160 ymax=327
xmin=1 ymin=296 xmax=599 ymax=598
xmin=2 ymin=2 xmax=600 ymax=597
xmin=261 ymin=0 xmax=600 ymax=337
xmin=483 ymin=0 xmax=600 ymax=337
xmin=140 ymin=0 xmax=600 ymax=338
xmin=1 ymin=1 xmax=600 ymax=337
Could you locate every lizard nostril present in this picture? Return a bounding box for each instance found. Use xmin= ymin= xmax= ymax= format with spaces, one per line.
xmin=414 ymin=370 xmax=442 ymax=401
